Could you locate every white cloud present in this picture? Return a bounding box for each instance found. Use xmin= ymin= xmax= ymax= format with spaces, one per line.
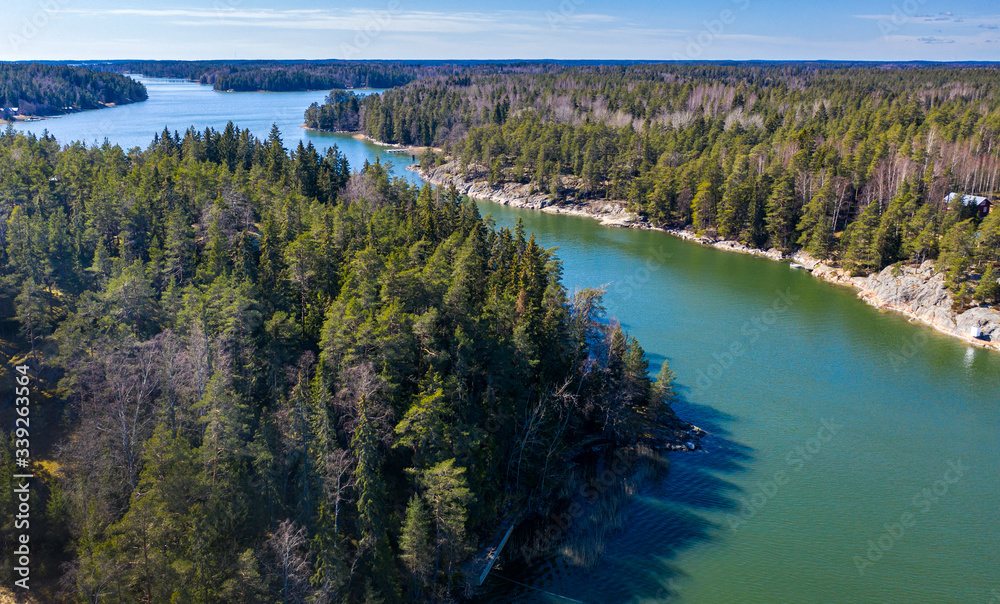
xmin=918 ymin=36 xmax=956 ymax=44
xmin=854 ymin=11 xmax=1000 ymax=27
xmin=55 ymin=7 xmax=624 ymax=35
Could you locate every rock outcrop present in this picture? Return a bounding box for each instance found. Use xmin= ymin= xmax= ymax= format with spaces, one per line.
xmin=415 ymin=163 xmax=1000 ymax=352
xmin=858 ymin=262 xmax=999 ymax=348
xmin=790 ymin=255 xmax=1000 ymax=350
xmin=418 ymin=162 xmax=641 ymax=227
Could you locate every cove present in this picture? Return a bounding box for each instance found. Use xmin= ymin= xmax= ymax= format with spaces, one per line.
xmin=9 ymin=76 xmax=421 ymax=185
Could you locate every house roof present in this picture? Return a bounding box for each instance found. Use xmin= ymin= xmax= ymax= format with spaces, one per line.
xmin=945 ymin=192 xmax=991 ymax=206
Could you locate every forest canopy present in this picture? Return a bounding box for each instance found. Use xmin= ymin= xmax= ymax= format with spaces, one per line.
xmin=86 ymin=60 xmax=574 ymax=92
xmin=307 ymin=63 xmax=1000 ymax=300
xmin=0 ymin=63 xmax=147 ymax=118
xmin=0 ymin=124 xmax=680 ymax=602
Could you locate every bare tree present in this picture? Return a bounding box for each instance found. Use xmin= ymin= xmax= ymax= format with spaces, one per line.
xmin=263 ymin=519 xmax=312 ymax=604
xmin=323 ymin=448 xmax=354 ymax=535
xmin=154 ymin=329 xmax=193 ymax=434
xmin=189 ymin=320 xmax=212 ymax=409
xmin=82 ymin=339 xmax=160 ymax=492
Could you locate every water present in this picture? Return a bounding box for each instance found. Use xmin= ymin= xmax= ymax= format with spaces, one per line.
xmin=475 ymin=208 xmax=1000 ymax=603
xmin=10 ymin=76 xmax=421 ymax=183
xmin=13 ymin=78 xmax=1000 ymax=603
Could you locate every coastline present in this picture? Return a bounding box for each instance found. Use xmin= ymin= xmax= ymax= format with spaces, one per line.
xmin=301 ymin=126 xmax=442 ymax=156
xmin=3 ymin=101 xmax=134 ymax=123
xmin=414 ymin=162 xmax=1000 ymax=352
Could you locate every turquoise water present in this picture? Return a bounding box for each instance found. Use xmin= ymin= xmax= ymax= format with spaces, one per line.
xmin=13 ymin=78 xmax=1000 ymax=603
xmin=476 ymin=207 xmax=1000 ymax=603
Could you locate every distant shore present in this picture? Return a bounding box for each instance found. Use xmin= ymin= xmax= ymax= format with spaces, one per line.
xmin=413 ymin=160 xmax=1000 ymax=353
xmin=3 ymin=101 xmax=130 ymax=123
xmin=301 ymin=126 xmax=442 ymax=156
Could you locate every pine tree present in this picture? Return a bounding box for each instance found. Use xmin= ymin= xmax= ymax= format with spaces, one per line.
xmin=903 ymin=204 xmax=939 ymax=264
xmin=266 ymin=124 xmax=287 ymax=182
xmin=938 ymin=219 xmax=977 ymax=291
xmin=259 ymin=213 xmax=288 ymax=310
xmin=765 ymin=173 xmax=798 ymax=251
xmin=109 ymin=424 xmax=203 ymax=603
xmin=975 ymin=263 xmax=1000 ymax=305
xmin=399 ymin=494 xmax=433 ymax=598
xmin=351 ymin=396 xmax=394 ymax=597
xmin=717 ymin=157 xmax=750 ymax=240
xmin=872 ymin=190 xmax=909 ymax=269
xmin=15 ymin=278 xmax=49 ymax=360
xmin=690 ymin=181 xmax=717 ymax=234
xmin=419 ymin=459 xmax=472 ymax=583
xmin=977 ymin=208 xmax=1000 ymax=265
xmin=104 ymin=259 xmax=157 ymax=335
xmin=842 ymin=201 xmax=880 ymax=275
xmin=796 ymin=182 xmax=835 ymax=259
xmin=201 ymin=210 xmax=230 ymax=282
xmin=164 ymin=205 xmax=196 ymax=285
xmin=284 ymin=233 xmax=318 ymax=332
xmin=46 ymin=207 xmax=78 ymax=292
xmin=739 ymin=174 xmax=768 ymax=248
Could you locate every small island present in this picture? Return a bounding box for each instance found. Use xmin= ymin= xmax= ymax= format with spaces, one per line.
xmin=0 ymin=63 xmax=147 ymax=121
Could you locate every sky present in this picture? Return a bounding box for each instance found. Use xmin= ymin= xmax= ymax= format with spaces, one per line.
xmin=3 ymin=0 xmax=1000 ymax=62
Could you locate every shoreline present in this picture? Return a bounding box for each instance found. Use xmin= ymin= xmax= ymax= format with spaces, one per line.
xmin=301 ymin=127 xmax=441 ymax=156
xmin=413 ymin=162 xmax=1000 ymax=353
xmin=3 ymin=101 xmax=136 ymax=123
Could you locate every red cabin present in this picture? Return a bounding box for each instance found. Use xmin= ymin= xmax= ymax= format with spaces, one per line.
xmin=945 ymin=193 xmax=992 ymax=217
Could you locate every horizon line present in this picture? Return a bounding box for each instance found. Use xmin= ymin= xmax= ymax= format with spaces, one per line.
xmin=5 ymin=58 xmax=1000 ymax=65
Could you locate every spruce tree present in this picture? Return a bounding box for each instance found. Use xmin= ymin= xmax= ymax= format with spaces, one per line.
xmin=842 ymin=201 xmax=880 ymax=275
xmin=975 ymin=263 xmax=1000 ymax=305
xmin=399 ymin=494 xmax=433 ymax=597
xmin=796 ymin=182 xmax=835 ymax=259
xmin=765 ymin=173 xmax=799 ymax=251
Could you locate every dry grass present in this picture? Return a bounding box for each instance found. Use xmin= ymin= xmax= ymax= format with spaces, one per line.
xmin=0 ymin=588 xmax=42 ymax=604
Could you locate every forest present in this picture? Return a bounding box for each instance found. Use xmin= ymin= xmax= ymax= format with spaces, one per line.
xmin=85 ymin=61 xmax=564 ymax=93
xmin=308 ymin=64 xmax=1000 ymax=304
xmin=0 ymin=123 xmax=680 ymax=602
xmin=0 ymin=64 xmax=147 ymax=118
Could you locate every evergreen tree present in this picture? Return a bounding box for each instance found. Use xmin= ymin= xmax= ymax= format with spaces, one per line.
xmin=975 ymin=263 xmax=1000 ymax=305
xmin=165 ymin=205 xmax=196 ymax=285
xmin=690 ymin=181 xmax=717 ymax=234
xmin=419 ymin=459 xmax=472 ymax=584
xmin=842 ymin=201 xmax=880 ymax=275
xmin=765 ymin=173 xmax=798 ymax=251
xmin=352 ymin=396 xmax=394 ymax=598
xmin=399 ymin=494 xmax=433 ymax=598
xmin=797 ymin=182 xmax=835 ymax=259
xmin=15 ymin=278 xmax=49 ymax=360
xmin=938 ymin=219 xmax=977 ymax=291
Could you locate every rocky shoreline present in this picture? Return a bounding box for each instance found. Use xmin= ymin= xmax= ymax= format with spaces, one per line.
xmin=414 ymin=162 xmax=1000 ymax=352
xmin=3 ymin=101 xmax=129 ymax=123
xmin=303 ymin=128 xmax=441 ymax=156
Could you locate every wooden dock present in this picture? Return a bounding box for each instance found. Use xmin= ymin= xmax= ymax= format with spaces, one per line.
xmin=477 ymin=524 xmax=514 ymax=585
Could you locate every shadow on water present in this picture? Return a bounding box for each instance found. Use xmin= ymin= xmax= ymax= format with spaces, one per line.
xmin=476 ymin=383 xmax=754 ymax=603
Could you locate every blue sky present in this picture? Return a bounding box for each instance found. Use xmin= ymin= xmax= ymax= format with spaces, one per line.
xmin=3 ymin=0 xmax=1000 ymax=61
